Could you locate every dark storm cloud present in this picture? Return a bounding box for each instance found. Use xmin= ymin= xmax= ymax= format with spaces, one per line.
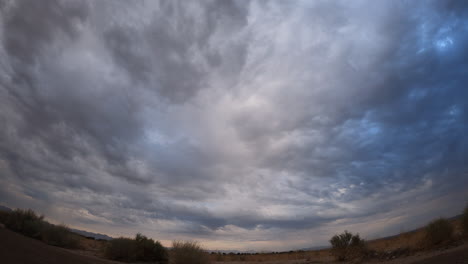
xmin=101 ymin=0 xmax=249 ymax=102
xmin=2 ymin=0 xmax=88 ymax=63
xmin=0 ymin=0 xmax=467 ymax=250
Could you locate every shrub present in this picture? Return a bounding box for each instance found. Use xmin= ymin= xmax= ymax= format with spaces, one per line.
xmin=105 ymin=237 xmax=138 ymax=262
xmin=424 ymin=218 xmax=453 ymax=246
xmin=329 ymin=230 xmax=366 ymax=261
xmin=5 ymin=209 xmax=45 ymax=239
xmin=41 ymin=223 xmax=79 ymax=248
xmin=105 ymin=234 xmax=167 ymax=263
xmin=135 ymin=233 xmax=168 ymax=262
xmin=3 ymin=208 xmax=78 ymax=248
xmin=462 ymin=205 xmax=468 ymax=237
xmin=171 ymin=241 xmax=211 ymax=264
xmin=0 ymin=210 xmax=10 ymax=224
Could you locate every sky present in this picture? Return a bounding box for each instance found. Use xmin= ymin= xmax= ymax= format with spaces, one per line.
xmin=0 ymin=0 xmax=467 ymax=251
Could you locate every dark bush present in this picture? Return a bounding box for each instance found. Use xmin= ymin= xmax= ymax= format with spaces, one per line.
xmin=5 ymin=209 xmax=45 ymax=239
xmin=41 ymin=223 xmax=79 ymax=248
xmin=462 ymin=205 xmax=468 ymax=237
xmin=3 ymin=208 xmax=79 ymax=248
xmin=424 ymin=218 xmax=453 ymax=246
xmin=0 ymin=210 xmax=10 ymax=224
xmin=105 ymin=237 xmax=138 ymax=261
xmin=105 ymin=234 xmax=167 ymax=263
xmin=171 ymin=241 xmax=211 ymax=264
xmin=135 ymin=233 xmax=167 ymax=262
xmin=330 ymin=230 xmax=366 ymax=261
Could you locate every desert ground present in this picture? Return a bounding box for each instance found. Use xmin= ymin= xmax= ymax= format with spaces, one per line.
xmin=0 ymin=227 xmax=116 ymax=264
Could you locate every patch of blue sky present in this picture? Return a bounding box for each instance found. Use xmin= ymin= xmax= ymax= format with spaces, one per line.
xmin=435 ymin=36 xmax=454 ymax=49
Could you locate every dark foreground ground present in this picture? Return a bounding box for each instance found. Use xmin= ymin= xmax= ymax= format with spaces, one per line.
xmin=361 ymin=243 xmax=468 ymax=264
xmin=410 ymin=246 xmax=468 ymax=264
xmin=0 ymin=227 xmax=115 ymax=264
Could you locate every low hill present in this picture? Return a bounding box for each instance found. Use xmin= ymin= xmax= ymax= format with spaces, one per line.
xmin=0 ymin=227 xmax=115 ymax=264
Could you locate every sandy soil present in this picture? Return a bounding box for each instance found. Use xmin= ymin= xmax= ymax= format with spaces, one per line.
xmin=366 ymin=243 xmax=468 ymax=264
xmin=0 ymin=227 xmax=117 ymax=264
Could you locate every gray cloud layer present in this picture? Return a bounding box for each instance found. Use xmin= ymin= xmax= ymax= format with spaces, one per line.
xmin=0 ymin=0 xmax=467 ymax=250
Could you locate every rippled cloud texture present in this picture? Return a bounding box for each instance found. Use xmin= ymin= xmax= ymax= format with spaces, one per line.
xmin=0 ymin=0 xmax=467 ymax=251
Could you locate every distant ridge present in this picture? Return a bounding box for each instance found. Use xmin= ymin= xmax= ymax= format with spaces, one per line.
xmin=298 ymin=245 xmax=328 ymax=251
xmin=70 ymin=228 xmax=113 ymax=241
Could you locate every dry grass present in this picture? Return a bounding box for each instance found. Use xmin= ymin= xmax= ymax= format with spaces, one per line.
xmin=171 ymin=241 xmax=211 ymax=264
xmin=423 ymin=218 xmax=453 ymax=246
xmin=104 ymin=233 xmax=167 ymax=262
xmin=41 ymin=223 xmax=79 ymax=248
xmin=366 ymin=228 xmax=426 ymax=252
xmin=1 ymin=209 xmax=79 ymax=249
xmin=74 ymin=236 xmax=108 ymax=258
xmin=330 ymin=231 xmax=366 ymax=261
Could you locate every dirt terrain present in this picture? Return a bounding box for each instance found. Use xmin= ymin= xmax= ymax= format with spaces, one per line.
xmin=413 ymin=246 xmax=468 ymax=264
xmin=365 ymin=243 xmax=468 ymax=264
xmin=0 ymin=227 xmax=116 ymax=264
xmin=411 ymin=246 xmax=468 ymax=264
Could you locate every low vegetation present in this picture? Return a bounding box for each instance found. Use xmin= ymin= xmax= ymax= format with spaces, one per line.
xmin=329 ymin=230 xmax=366 ymax=261
xmin=171 ymin=241 xmax=211 ymax=264
xmin=3 ymin=209 xmax=45 ymax=239
xmin=0 ymin=208 xmax=78 ymax=248
xmin=424 ymin=218 xmax=453 ymax=246
xmin=462 ymin=205 xmax=468 ymax=237
xmin=105 ymin=233 xmax=167 ymax=263
xmin=0 ymin=210 xmax=10 ymax=224
xmin=41 ymin=223 xmax=79 ymax=248
xmin=105 ymin=237 xmax=138 ymax=261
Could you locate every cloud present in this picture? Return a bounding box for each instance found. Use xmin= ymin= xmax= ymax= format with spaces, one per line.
xmin=0 ymin=0 xmax=467 ymax=251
